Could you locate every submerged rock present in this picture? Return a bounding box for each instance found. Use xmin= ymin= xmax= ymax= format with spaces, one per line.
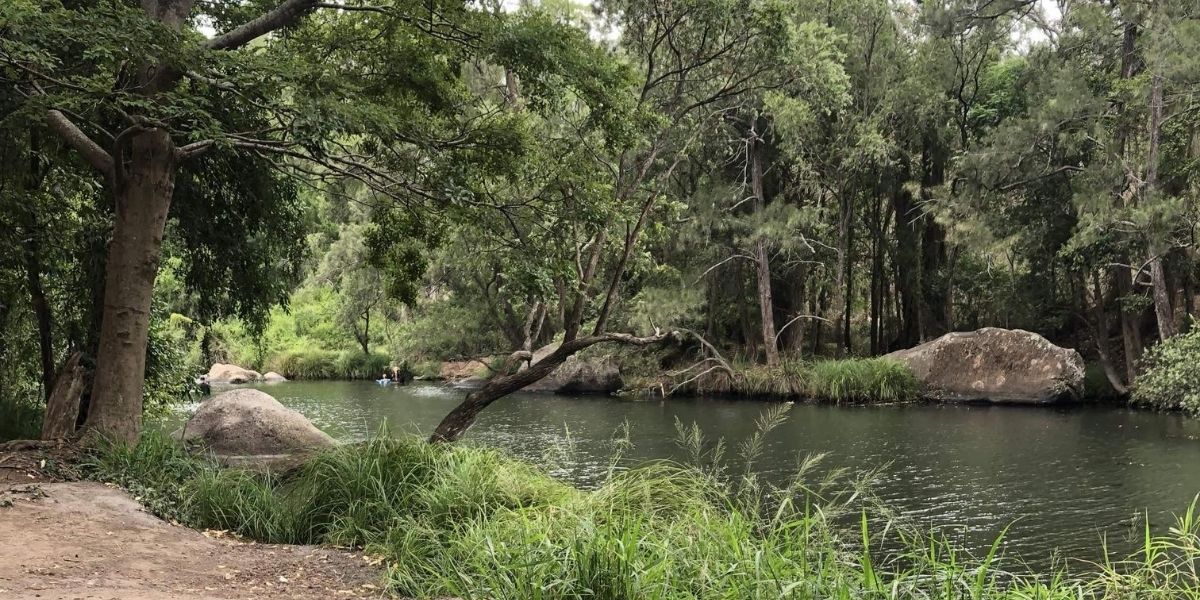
xmin=522 ymin=344 xmax=623 ymax=394
xmin=176 ymin=389 xmax=334 ymax=466
xmin=262 ymin=371 xmax=288 ymax=383
xmin=885 ymin=327 xmax=1084 ymax=403
xmin=452 ymin=375 xmax=488 ymax=391
xmin=206 ymin=363 xmax=262 ymax=384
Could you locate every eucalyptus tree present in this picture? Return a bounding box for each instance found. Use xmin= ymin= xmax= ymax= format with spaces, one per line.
xmin=0 ymin=0 xmax=632 ymax=442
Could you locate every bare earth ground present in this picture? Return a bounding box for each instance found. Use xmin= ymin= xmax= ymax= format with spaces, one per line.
xmin=0 ymin=451 xmax=390 ymax=600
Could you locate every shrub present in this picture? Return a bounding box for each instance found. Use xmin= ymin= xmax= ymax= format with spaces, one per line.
xmin=1132 ymin=325 xmax=1200 ymax=414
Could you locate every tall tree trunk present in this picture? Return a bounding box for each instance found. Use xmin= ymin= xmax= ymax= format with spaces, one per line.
xmin=735 ymin=260 xmax=757 ymax=356
xmin=869 ymin=195 xmax=886 ymax=355
xmin=918 ymin=137 xmax=948 ymax=340
xmin=20 ymin=200 xmax=54 ymax=399
xmin=1144 ymin=71 xmax=1176 ymax=340
xmin=1091 ymin=272 xmax=1129 ymax=395
xmin=750 ymin=136 xmax=779 ymax=366
xmin=843 ymin=197 xmax=854 ymax=354
xmin=891 ymin=183 xmax=920 ymax=349
xmin=84 ymin=130 xmax=176 ymax=443
xmin=784 ymin=266 xmax=807 ymax=353
xmin=359 ymin=310 xmax=371 ymax=354
xmin=1184 ymin=250 xmax=1196 ymax=320
xmin=1114 ymin=20 xmax=1145 ymax=377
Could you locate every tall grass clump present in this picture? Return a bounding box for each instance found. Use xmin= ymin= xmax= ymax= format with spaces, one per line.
xmin=82 ymin=433 xmax=215 ymax=520
xmin=690 ymin=357 xmax=918 ymax=404
xmin=805 ymin=358 xmax=919 ymax=403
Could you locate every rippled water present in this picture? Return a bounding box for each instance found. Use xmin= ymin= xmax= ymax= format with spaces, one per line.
xmin=177 ymin=380 xmax=1200 ymax=572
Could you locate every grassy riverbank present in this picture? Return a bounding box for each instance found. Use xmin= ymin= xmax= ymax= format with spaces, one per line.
xmin=85 ymin=430 xmax=1200 ymax=599
xmin=638 ymin=357 xmax=921 ymax=403
xmin=263 ymin=349 xmax=393 ymax=380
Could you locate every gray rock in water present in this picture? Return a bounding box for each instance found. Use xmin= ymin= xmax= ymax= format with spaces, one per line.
xmin=522 ymin=343 xmax=623 ymax=394
xmin=206 ymin=363 xmax=262 ymax=384
xmin=176 ymin=389 xmax=334 ymax=465
xmin=262 ymin=371 xmax=288 ymax=383
xmin=885 ymin=327 xmax=1085 ymax=403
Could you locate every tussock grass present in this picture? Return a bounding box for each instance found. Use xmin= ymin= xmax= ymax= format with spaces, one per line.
xmin=683 ymin=357 xmax=919 ymax=403
xmin=266 ymin=349 xmax=391 ymax=380
xmin=84 ymin=417 xmax=1200 ymax=600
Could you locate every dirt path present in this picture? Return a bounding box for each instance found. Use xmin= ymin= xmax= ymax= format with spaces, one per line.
xmin=0 ymin=481 xmax=389 ymax=600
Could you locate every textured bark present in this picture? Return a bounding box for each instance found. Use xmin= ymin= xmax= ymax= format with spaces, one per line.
xmin=42 ymin=352 xmax=85 ymax=440
xmin=750 ymin=137 xmax=779 ymax=365
xmin=206 ymin=0 xmax=319 ymax=50
xmin=1144 ymin=71 xmax=1176 ymax=340
xmin=84 ymin=129 xmax=176 ymax=444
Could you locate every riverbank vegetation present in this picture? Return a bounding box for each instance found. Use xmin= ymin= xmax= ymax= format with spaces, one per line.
xmin=635 ymin=357 xmax=919 ymax=403
xmin=1132 ymin=325 xmax=1200 ymax=415
xmin=84 ymin=429 xmax=1200 ymax=599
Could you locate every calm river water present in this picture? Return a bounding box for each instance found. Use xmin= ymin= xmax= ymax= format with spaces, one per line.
xmin=185 ymin=380 xmax=1200 ymax=572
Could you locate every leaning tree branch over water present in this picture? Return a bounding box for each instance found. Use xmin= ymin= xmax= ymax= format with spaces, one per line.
xmin=430 ymin=330 xmax=679 ymax=443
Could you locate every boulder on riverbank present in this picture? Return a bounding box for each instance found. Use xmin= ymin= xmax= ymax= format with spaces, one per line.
xmin=439 ymin=358 xmax=494 ymax=381
xmin=176 ymin=389 xmax=335 ymax=466
xmin=262 ymin=371 xmax=287 ymax=383
xmin=521 ymin=344 xmax=623 ymax=394
xmin=206 ymin=363 xmax=262 ymax=384
xmin=885 ymin=327 xmax=1084 ymax=403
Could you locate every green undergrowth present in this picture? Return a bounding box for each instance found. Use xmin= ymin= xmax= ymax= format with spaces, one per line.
xmin=647 ymin=357 xmax=920 ymax=403
xmin=83 ymin=417 xmax=1200 ymax=600
xmin=0 ymin=395 xmax=44 ymax=442
xmin=1132 ymin=324 xmax=1200 ymax=414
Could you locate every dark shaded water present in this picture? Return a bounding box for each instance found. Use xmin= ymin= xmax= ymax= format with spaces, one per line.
xmin=182 ymin=381 xmax=1200 ymax=571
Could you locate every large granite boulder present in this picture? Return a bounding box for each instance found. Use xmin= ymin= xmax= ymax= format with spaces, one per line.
xmin=885 ymin=327 xmax=1085 ymax=403
xmin=206 ymin=363 xmax=261 ymax=384
xmin=522 ymin=344 xmax=623 ymax=394
xmin=176 ymin=389 xmax=334 ymax=466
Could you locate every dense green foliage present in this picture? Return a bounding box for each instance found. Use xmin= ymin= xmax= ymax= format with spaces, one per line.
xmin=1132 ymin=323 xmax=1200 ymax=414
xmin=86 ymin=430 xmax=1200 ymax=599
